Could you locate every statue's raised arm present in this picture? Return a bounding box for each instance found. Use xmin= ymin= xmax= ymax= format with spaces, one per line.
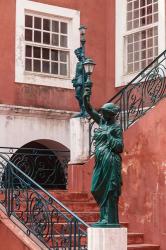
xmin=83 ymin=85 xmax=101 ymax=124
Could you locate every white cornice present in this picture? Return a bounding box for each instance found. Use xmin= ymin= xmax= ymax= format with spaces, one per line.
xmin=0 ymin=104 xmax=77 ymax=119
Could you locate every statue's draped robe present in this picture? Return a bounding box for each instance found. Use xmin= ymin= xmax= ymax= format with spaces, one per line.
xmin=91 ymin=120 xmax=123 ymax=207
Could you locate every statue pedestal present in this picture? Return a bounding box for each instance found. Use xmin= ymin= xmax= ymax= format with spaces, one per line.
xmin=69 ymin=117 xmax=89 ymax=164
xmin=88 ymin=227 xmax=127 ymax=250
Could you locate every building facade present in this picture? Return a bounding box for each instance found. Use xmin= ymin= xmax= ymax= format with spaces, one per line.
xmin=0 ymin=0 xmax=166 ymax=249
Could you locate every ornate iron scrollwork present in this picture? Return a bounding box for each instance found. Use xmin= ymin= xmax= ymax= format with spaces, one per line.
xmin=89 ymin=50 xmax=166 ymax=154
xmin=0 ymin=154 xmax=88 ymax=249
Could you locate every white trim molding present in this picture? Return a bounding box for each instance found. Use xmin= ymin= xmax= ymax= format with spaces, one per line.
xmin=0 ymin=104 xmax=76 ymax=149
xmin=15 ymin=0 xmax=80 ymax=88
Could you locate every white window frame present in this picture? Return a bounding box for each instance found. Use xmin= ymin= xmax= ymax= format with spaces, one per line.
xmin=15 ymin=0 xmax=80 ymax=89
xmin=115 ymin=0 xmax=165 ymax=87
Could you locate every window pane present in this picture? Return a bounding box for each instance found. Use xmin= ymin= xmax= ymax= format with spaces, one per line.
xmin=147 ymin=48 xmax=153 ymax=57
xmin=141 ymin=40 xmax=146 ymax=49
xmin=25 ymin=15 xmax=33 ymax=28
xmin=128 ymin=44 xmax=133 ymax=53
xmin=134 ymin=10 xmax=139 ymax=18
xmin=60 ymin=63 xmax=67 ymax=76
xmin=52 ymin=34 xmax=59 ymax=46
xmin=34 ymin=31 xmax=41 ymax=43
xmin=52 ymin=21 xmax=59 ymax=32
xmin=134 ymin=42 xmax=139 ymax=51
xmin=127 ymin=11 xmax=132 ymax=21
xmin=140 ymin=8 xmax=146 ymax=17
xmin=61 ymin=22 xmax=67 ymax=34
xmin=60 ymin=51 xmax=67 ymax=62
xmin=25 ymin=29 xmax=32 ymax=41
xmin=34 ymin=17 xmax=41 ymax=29
xmin=140 ymin=0 xmax=146 ymax=7
xmin=128 ymin=53 xmax=133 ymax=63
xmin=43 ymin=32 xmax=50 ymax=44
xmin=26 ymin=46 xmax=32 ymax=57
xmin=134 ymin=62 xmax=139 ymax=71
xmin=154 ymin=13 xmax=158 ymax=22
xmin=128 ymin=64 xmax=133 ymax=73
xmin=141 ymin=60 xmax=146 ymax=68
xmin=133 ymin=19 xmax=139 ymax=28
xmin=127 ymin=3 xmax=132 ymax=11
xmin=34 ymin=47 xmax=41 ymax=58
xmin=51 ymin=50 xmax=58 ymax=61
xmin=42 ymin=48 xmax=49 ymax=59
xmin=51 ymin=62 xmax=58 ymax=74
xmin=34 ymin=60 xmax=41 ymax=72
xmin=134 ymin=51 xmax=139 ymax=61
xmin=154 ymin=3 xmax=158 ymax=12
xmin=25 ymin=59 xmax=32 ymax=71
xmin=127 ymin=22 xmax=132 ymax=30
xmin=43 ymin=19 xmax=50 ymax=31
xmin=147 ymin=5 xmax=152 ymax=15
xmin=42 ymin=61 xmax=50 ymax=73
xmin=134 ymin=1 xmax=139 ymax=9
xmin=141 ymin=50 xmax=146 ymax=59
xmin=154 ymin=36 xmax=158 ymax=46
xmin=140 ymin=17 xmax=146 ymax=26
xmin=60 ymin=35 xmax=67 ymax=47
xmin=147 ymin=38 xmax=153 ymax=47
xmin=147 ymin=15 xmax=152 ymax=24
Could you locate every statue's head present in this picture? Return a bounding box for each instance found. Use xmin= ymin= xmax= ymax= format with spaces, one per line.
xmin=74 ymin=47 xmax=83 ymax=60
xmin=100 ymin=103 xmax=120 ymax=117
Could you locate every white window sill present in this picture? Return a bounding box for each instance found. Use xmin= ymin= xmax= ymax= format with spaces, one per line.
xmin=15 ymin=71 xmax=74 ymax=89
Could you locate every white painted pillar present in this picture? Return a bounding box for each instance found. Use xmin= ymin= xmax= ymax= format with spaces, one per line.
xmin=88 ymin=227 xmax=127 ymax=250
xmin=70 ymin=117 xmax=90 ymax=164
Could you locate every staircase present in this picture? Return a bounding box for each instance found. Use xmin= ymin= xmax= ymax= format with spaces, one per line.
xmin=51 ymin=191 xmax=160 ymax=250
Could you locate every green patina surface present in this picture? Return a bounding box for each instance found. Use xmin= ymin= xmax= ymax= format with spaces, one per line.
xmin=84 ymin=85 xmax=124 ymax=227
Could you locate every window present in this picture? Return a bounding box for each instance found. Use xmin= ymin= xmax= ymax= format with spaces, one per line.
xmin=25 ymin=14 xmax=69 ymax=77
xmin=15 ymin=0 xmax=80 ymax=88
xmin=116 ymin=0 xmax=165 ymax=86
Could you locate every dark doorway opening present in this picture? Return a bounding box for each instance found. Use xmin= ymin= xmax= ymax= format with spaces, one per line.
xmin=8 ymin=141 xmax=70 ymax=189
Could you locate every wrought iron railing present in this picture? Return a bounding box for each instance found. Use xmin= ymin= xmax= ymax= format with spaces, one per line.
xmin=0 ymin=147 xmax=69 ymax=189
xmin=90 ymin=50 xmax=166 ymax=154
xmin=0 ymin=154 xmax=88 ymax=249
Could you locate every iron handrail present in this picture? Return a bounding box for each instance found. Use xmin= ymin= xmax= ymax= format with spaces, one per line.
xmin=109 ymin=49 xmax=166 ymax=103
xmin=0 ymin=154 xmax=89 ymax=249
xmin=89 ymin=49 xmax=166 ymax=154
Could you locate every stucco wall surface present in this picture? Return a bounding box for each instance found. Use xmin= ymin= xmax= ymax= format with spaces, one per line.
xmin=121 ymin=98 xmax=166 ymax=250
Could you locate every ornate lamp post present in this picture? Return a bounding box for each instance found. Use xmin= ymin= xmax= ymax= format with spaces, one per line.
xmin=72 ymin=25 xmax=89 ymax=118
xmin=79 ymin=25 xmax=87 ymax=56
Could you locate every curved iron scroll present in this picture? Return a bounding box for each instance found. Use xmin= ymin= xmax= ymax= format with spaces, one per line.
xmin=0 ymin=147 xmax=69 ymax=189
xmin=0 ymin=154 xmax=88 ymax=250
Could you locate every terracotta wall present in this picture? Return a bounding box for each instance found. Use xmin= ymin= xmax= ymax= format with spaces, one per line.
xmin=68 ymin=98 xmax=166 ymax=250
xmin=0 ymin=0 xmax=117 ymax=110
xmin=121 ymin=98 xmax=166 ymax=250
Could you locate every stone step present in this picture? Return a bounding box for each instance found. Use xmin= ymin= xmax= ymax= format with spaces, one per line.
xmin=128 ymin=233 xmax=144 ymax=245
xmin=43 ymin=190 xmax=93 ymax=202
xmin=62 ymin=201 xmax=99 ymax=212
xmin=128 ymin=244 xmax=160 ymax=250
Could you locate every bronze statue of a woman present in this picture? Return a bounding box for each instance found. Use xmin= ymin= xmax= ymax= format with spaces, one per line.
xmin=84 ymin=86 xmax=124 ymax=227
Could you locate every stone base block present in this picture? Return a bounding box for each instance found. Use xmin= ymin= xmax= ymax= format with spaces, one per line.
xmin=70 ymin=117 xmax=89 ymax=164
xmin=88 ymin=227 xmax=127 ymax=250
